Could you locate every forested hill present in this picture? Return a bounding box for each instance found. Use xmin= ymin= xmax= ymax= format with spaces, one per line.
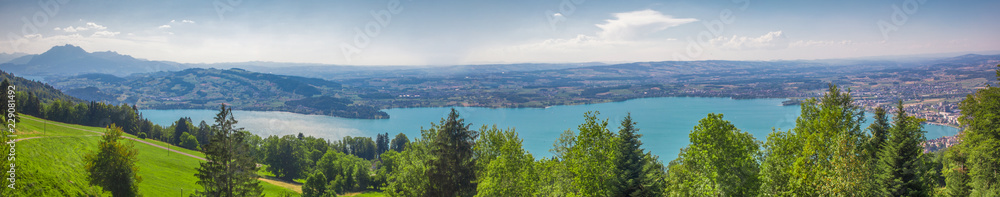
xmin=0 ymin=69 xmax=83 ymax=104
xmin=49 ymin=68 xmax=388 ymax=119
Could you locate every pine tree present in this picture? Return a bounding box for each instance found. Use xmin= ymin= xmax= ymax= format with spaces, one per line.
xmin=376 ymin=132 xmax=389 ymax=158
xmin=426 ymin=108 xmax=478 ymax=196
xmin=943 ymin=145 xmax=971 ymax=196
xmin=193 ymin=104 xmax=263 ymax=197
xmin=868 ymin=106 xmax=891 ymax=159
xmin=877 ymin=101 xmax=931 ymax=196
xmin=612 ymin=114 xmax=663 ymax=197
xmin=83 ymin=124 xmax=142 ymax=197
xmin=173 ymin=117 xmax=190 ymax=144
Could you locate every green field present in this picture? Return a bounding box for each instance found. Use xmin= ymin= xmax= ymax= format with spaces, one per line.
xmin=10 ymin=115 xmax=300 ymax=196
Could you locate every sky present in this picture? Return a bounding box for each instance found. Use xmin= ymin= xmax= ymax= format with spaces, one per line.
xmin=1 ymin=0 xmax=998 ymax=66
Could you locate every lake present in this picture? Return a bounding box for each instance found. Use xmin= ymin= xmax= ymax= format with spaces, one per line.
xmin=139 ymin=97 xmax=960 ymax=161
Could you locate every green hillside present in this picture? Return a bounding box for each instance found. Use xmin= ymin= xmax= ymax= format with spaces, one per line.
xmin=11 ymin=115 xmax=299 ymax=196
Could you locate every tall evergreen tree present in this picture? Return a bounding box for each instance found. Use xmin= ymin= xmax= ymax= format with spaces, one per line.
xmin=193 ymin=104 xmax=263 ymax=197
xmin=877 ymin=101 xmax=932 ymax=196
xmin=868 ymin=106 xmax=891 ymax=159
xmin=943 ymin=145 xmax=971 ymax=196
xmin=376 ymin=132 xmax=390 ymax=158
xmin=83 ymin=124 xmax=142 ymax=197
xmin=426 ymin=108 xmax=478 ymax=196
xmin=173 ymin=117 xmax=190 ymax=144
xmin=612 ymin=114 xmax=664 ymax=197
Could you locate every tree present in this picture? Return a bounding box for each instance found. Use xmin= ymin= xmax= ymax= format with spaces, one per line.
xmin=536 ymin=130 xmax=578 ymax=197
xmin=83 ymin=124 xmax=142 ymax=197
xmin=193 ymin=104 xmax=263 ymax=197
xmin=303 ymin=172 xmax=331 ymax=197
xmin=667 ymin=113 xmax=760 ymax=196
xmin=877 ymin=101 xmax=933 ymax=196
xmin=758 ymin=84 xmax=874 ymax=196
xmin=612 ymin=114 xmax=665 ymax=197
xmin=565 ymin=111 xmax=618 ymax=196
xmin=426 ymin=108 xmax=478 ymax=196
xmin=376 ymin=132 xmax=389 ymax=158
xmin=197 ymin=120 xmax=211 ymax=146
xmin=868 ymin=106 xmax=890 ymax=160
xmin=263 ymin=135 xmax=308 ymax=181
xmin=474 ymin=125 xmax=537 ymax=197
xmin=943 ymin=145 xmax=971 ymax=196
xmin=390 ymin=133 xmax=409 ymax=152
xmin=383 ymin=128 xmax=434 ymax=196
xmin=181 ymin=132 xmax=200 ymax=150
xmin=173 ymin=117 xmax=190 ymax=145
xmin=956 ymin=64 xmax=1000 ymax=195
xmin=315 ymin=150 xmax=371 ymax=194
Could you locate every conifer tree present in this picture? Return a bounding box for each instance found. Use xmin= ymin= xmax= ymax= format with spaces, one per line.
xmin=193 ymin=104 xmax=263 ymax=197
xmin=426 ymin=108 xmax=478 ymax=196
xmin=877 ymin=101 xmax=932 ymax=196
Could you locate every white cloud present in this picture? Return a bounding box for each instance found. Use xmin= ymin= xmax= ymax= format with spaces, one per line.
xmin=86 ymin=22 xmax=107 ymax=30
xmin=158 ymin=25 xmax=172 ymax=29
xmin=595 ymin=9 xmax=697 ymax=41
xmin=54 ymin=22 xmax=108 ymax=33
xmin=91 ymin=31 xmax=121 ymax=38
xmin=710 ymin=31 xmax=789 ymax=50
xmin=789 ymin=40 xmax=855 ymax=48
xmin=181 ymin=20 xmax=195 ymax=24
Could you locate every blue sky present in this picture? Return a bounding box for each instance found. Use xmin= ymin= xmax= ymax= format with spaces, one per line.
xmin=1 ymin=0 xmax=998 ymax=65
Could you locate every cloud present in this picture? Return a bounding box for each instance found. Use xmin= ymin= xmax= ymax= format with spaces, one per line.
xmin=710 ymin=31 xmax=789 ymax=50
xmin=91 ymin=31 xmax=121 ymax=38
xmin=158 ymin=25 xmax=172 ymax=29
xmin=54 ymin=22 xmax=108 ymax=33
xmin=789 ymin=40 xmax=855 ymax=48
xmin=170 ymin=19 xmax=196 ymax=24
xmin=595 ymin=9 xmax=697 ymax=41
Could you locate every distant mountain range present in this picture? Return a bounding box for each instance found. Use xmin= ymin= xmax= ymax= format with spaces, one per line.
xmin=0 ymin=44 xmax=186 ymax=77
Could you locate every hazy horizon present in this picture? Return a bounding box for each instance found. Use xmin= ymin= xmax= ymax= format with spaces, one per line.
xmin=2 ymin=0 xmax=999 ymax=66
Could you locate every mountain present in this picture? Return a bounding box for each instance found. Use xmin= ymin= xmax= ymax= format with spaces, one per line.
xmin=0 ymin=44 xmax=186 ymax=77
xmin=0 ymin=52 xmax=29 ymax=64
xmin=49 ymin=68 xmax=388 ymax=119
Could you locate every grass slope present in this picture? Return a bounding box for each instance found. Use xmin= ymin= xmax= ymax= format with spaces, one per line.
xmin=11 ymin=115 xmax=299 ymax=196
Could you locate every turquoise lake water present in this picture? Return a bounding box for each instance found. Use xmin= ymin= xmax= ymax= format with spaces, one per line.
xmin=139 ymin=97 xmax=959 ymax=161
